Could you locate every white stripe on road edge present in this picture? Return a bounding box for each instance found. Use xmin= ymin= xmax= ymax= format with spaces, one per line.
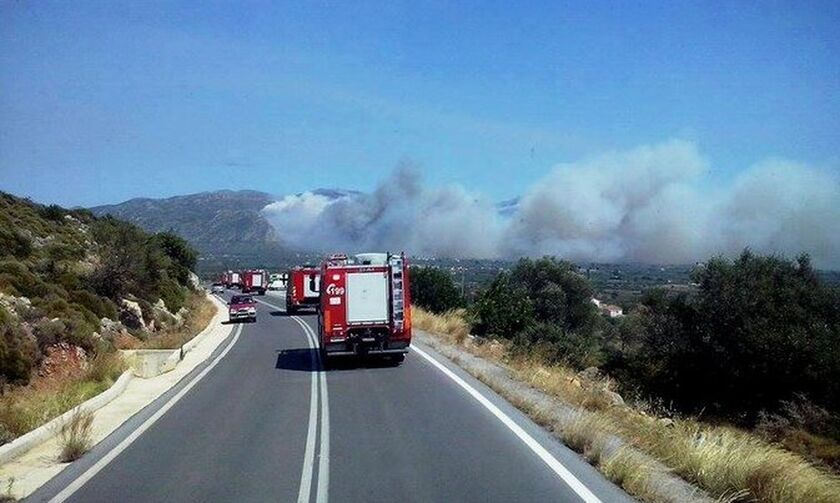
xmin=49 ymin=324 xmax=243 ymax=503
xmin=295 ymin=317 xmax=319 ymax=503
xmin=258 ymin=296 xmax=330 ymax=503
xmin=412 ymin=346 xmax=603 ymax=503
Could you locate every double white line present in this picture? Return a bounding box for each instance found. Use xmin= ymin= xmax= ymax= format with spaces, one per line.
xmin=256 ymin=296 xmax=329 ymax=503
xmin=290 ymin=316 xmax=330 ymax=503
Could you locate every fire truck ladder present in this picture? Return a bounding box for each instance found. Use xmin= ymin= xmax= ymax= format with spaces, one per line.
xmin=389 ymin=255 xmax=405 ymax=330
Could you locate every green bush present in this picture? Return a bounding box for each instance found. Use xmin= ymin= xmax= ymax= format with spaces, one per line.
xmin=470 ymin=257 xmax=603 ymax=369
xmin=471 ymin=273 xmax=535 ymax=338
xmin=0 ymin=227 xmax=32 ymax=259
xmin=609 ymin=251 xmax=840 ymax=421
xmin=410 ymin=266 xmax=464 ymax=314
xmin=38 ymin=204 xmax=65 ymax=221
xmin=0 ymin=259 xmax=67 ymax=300
xmin=156 ymin=278 xmax=186 ymax=313
xmin=0 ymin=307 xmax=37 ymax=385
xmin=514 ymin=322 xmax=606 ymax=369
xmin=69 ymin=290 xmax=118 ymax=321
xmin=511 ymin=257 xmax=597 ymax=331
xmin=153 ymin=231 xmax=197 ymax=285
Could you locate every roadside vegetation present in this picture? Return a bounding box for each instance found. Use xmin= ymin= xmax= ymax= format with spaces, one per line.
xmin=56 ymin=408 xmax=94 ymax=463
xmin=411 ymin=253 xmax=840 ymax=502
xmin=0 ymin=191 xmax=209 ymax=447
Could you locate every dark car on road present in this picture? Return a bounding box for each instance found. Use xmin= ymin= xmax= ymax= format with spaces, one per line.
xmin=228 ymin=295 xmax=257 ymax=323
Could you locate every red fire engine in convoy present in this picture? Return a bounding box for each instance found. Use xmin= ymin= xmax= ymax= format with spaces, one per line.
xmin=241 ymin=269 xmax=268 ymax=295
xmin=317 ymin=252 xmax=411 ymax=363
xmin=285 ymin=266 xmax=321 ymax=313
xmin=222 ymin=270 xmax=241 ymax=289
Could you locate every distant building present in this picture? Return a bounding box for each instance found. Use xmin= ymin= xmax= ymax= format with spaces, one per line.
xmin=591 ymin=298 xmax=623 ymax=318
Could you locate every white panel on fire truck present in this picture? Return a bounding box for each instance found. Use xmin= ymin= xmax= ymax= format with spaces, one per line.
xmin=303 ymin=274 xmax=320 ymax=298
xmin=346 ymin=272 xmax=388 ymax=323
xmin=253 ymin=275 xmax=262 ymax=287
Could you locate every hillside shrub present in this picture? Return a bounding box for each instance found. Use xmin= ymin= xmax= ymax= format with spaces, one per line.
xmin=410 ymin=266 xmax=464 ymax=314
xmin=153 ymin=231 xmax=197 ymax=285
xmin=513 ymin=322 xmax=606 ymax=369
xmin=38 ymin=204 xmax=65 ymax=222
xmin=511 ymin=257 xmax=598 ymax=331
xmin=609 ymin=251 xmax=840 ymax=421
xmin=68 ymin=290 xmax=118 ymax=321
xmin=0 ymin=307 xmax=37 ymax=385
xmin=0 ymin=227 xmax=32 ymax=259
xmin=156 ymin=278 xmax=186 ymax=313
xmin=471 ymin=273 xmax=535 ymax=338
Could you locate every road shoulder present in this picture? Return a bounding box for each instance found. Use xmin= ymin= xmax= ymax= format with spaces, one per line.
xmin=0 ymin=295 xmax=236 ymax=500
xmin=413 ymin=330 xmax=710 ymax=503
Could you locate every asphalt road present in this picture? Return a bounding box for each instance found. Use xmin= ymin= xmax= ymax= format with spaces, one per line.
xmin=27 ymin=290 xmax=635 ymax=503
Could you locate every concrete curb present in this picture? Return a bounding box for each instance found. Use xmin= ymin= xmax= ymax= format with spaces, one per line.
xmin=0 ymin=371 xmax=134 ymax=465
xmin=181 ymin=294 xmax=225 ymax=355
xmin=0 ymin=292 xmax=223 ymax=466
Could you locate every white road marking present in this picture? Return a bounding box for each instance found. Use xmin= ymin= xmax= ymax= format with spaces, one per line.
xmin=259 ymin=296 xmax=330 ymax=503
xmin=412 ymin=345 xmax=603 ymax=503
xmin=49 ymin=324 xmax=243 ymax=503
xmin=297 ymin=321 xmax=329 ymax=503
xmin=296 ymin=318 xmax=319 ymax=503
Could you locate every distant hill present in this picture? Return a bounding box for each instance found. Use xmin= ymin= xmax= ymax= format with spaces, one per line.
xmin=91 ymin=189 xmax=277 ymax=247
xmin=90 ymin=189 xmax=343 ymax=272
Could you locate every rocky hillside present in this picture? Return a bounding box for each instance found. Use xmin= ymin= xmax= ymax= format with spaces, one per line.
xmin=0 ymin=191 xmax=199 ymax=388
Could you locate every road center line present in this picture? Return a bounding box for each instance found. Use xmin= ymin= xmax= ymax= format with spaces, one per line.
xmin=295 ymin=315 xmax=319 ymax=503
xmin=412 ymin=345 xmax=602 ymax=503
xmin=49 ymin=324 xmax=244 ymax=503
xmin=297 ymin=321 xmax=329 ymax=503
xmin=260 ymin=295 xmax=329 ymax=503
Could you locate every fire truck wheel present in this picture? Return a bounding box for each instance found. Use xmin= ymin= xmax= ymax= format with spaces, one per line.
xmin=391 ymin=353 xmax=405 ymax=364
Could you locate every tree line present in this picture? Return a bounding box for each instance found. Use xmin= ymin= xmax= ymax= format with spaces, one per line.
xmin=410 ymin=251 xmax=840 ymax=424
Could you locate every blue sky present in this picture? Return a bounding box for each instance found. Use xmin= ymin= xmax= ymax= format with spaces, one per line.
xmin=1 ymin=0 xmax=838 ymax=207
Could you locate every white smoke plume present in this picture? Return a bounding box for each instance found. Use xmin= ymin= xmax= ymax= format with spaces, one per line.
xmin=262 ymin=162 xmax=503 ymax=258
xmin=261 ymin=141 xmax=840 ymax=268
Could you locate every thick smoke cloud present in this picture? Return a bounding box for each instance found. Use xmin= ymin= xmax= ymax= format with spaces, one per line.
xmin=261 ymin=141 xmax=840 ymax=268
xmin=261 ymin=163 xmax=503 ymax=258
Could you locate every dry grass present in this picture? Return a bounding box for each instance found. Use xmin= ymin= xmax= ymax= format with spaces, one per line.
xmin=413 ymin=307 xmax=470 ymax=344
xmin=418 ymin=309 xmax=840 ymax=503
xmin=56 ymin=408 xmax=94 ymax=462
xmin=0 ymin=352 xmax=124 ymax=445
xmin=142 ymin=292 xmax=215 ymax=350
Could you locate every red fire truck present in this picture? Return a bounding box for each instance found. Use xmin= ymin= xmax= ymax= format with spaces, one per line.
xmin=222 ymin=270 xmax=241 ymax=289
xmin=317 ymin=252 xmax=411 ymax=363
xmin=241 ymin=269 xmax=268 ymax=295
xmin=219 ymin=271 xmax=238 ymax=289
xmin=285 ymin=266 xmax=321 ymax=313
